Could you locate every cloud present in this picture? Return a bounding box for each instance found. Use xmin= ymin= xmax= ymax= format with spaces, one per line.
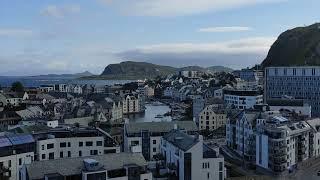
xmin=198 ymin=26 xmax=252 ymax=32
xmin=0 ymin=29 xmax=33 ymax=37
xmin=116 ymin=37 xmax=276 ymax=69
xmin=0 ymin=44 xmax=120 ymax=76
xmin=111 ymin=0 xmax=286 ymax=17
xmin=41 ymin=4 xmax=80 ymax=18
xmin=134 ymin=37 xmax=275 ymax=54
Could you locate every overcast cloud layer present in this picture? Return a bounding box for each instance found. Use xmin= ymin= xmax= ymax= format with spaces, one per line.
xmin=116 ymin=37 xmax=276 ymax=69
xmin=2 ymin=0 xmax=317 ymax=76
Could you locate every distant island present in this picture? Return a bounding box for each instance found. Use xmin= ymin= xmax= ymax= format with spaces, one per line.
xmin=28 ymin=71 xmax=95 ymax=79
xmin=0 ymin=71 xmax=95 ymax=80
xmin=81 ymin=61 xmax=233 ymax=80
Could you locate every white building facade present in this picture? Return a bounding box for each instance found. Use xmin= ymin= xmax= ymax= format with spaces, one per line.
xmin=224 ymin=89 xmax=263 ymax=110
xmin=161 ymin=130 xmax=225 ymax=180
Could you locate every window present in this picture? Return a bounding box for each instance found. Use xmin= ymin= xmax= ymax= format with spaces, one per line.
xmin=219 ymin=172 xmax=223 ymax=180
xmin=153 ymin=140 xmax=157 ymax=144
xmin=79 ymin=151 xmax=82 ymax=157
xmin=8 ymin=160 xmax=11 ymax=167
xmin=68 ymin=151 xmax=71 ymax=157
xmin=153 ymin=148 xmax=156 ymax=152
xmin=207 ymin=173 xmax=210 ymax=179
xmin=79 ymin=142 xmax=83 ymax=147
xmin=47 ymin=143 xmax=54 ymax=149
xmin=131 ymin=141 xmax=139 ymax=146
xmin=96 ymin=141 xmax=103 ymax=146
xmin=41 ymin=145 xmax=44 ymax=150
xmin=19 ymin=158 xmax=22 ymax=165
xmin=68 ymin=142 xmax=71 ymax=147
xmin=219 ymin=162 xmax=223 ymax=171
xmin=90 ymin=150 xmax=98 ymax=155
xmin=86 ymin=141 xmax=93 ymax=146
xmin=41 ymin=154 xmax=46 ymax=160
xmin=49 ymin=152 xmax=54 ymax=160
xmin=60 ymin=142 xmax=66 ymax=148
xmin=60 ymin=151 xmax=63 ymax=158
xmin=104 ymin=149 xmax=116 ymax=154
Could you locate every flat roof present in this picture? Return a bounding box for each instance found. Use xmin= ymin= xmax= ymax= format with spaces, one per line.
xmin=125 ymin=121 xmax=198 ymax=134
xmin=26 ymin=153 xmax=147 ymax=179
xmin=163 ymin=130 xmax=198 ymax=151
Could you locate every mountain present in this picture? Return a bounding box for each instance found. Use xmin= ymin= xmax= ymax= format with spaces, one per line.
xmin=207 ymin=66 xmax=233 ymax=73
xmin=73 ymin=71 xmax=94 ymax=77
xmin=262 ymin=23 xmax=320 ymax=67
xmin=29 ymin=71 xmax=94 ymax=79
xmin=178 ymin=66 xmax=233 ymax=73
xmin=99 ymin=61 xmax=176 ymax=80
xmin=178 ymin=66 xmax=207 ymax=72
xmin=84 ymin=61 xmax=233 ymax=80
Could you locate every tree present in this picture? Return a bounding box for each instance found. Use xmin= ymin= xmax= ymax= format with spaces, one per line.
xmin=11 ymin=81 xmax=24 ymax=92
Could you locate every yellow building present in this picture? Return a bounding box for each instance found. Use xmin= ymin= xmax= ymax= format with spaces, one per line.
xmin=198 ymin=105 xmax=227 ymax=131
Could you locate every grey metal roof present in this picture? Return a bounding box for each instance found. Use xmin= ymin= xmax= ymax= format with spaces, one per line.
xmin=203 ymin=144 xmax=218 ymax=159
xmin=26 ymin=153 xmax=147 ymax=179
xmin=7 ymin=134 xmax=35 ymax=145
xmin=0 ymin=136 xmax=12 ymax=148
xmin=0 ymin=134 xmax=35 ymax=147
xmin=125 ymin=121 xmax=198 ymax=134
xmin=162 ymin=130 xmax=198 ymax=151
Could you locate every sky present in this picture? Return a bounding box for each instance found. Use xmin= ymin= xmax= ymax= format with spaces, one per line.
xmin=1 ymin=0 xmax=320 ymax=76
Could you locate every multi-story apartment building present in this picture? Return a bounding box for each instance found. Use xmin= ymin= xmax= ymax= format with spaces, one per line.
xmin=192 ymin=94 xmax=224 ymax=125
xmin=138 ymin=85 xmax=154 ymax=97
xmin=0 ymin=134 xmax=35 ymax=180
xmin=124 ymin=121 xmax=198 ymax=161
xmin=160 ymin=130 xmax=225 ymax=180
xmin=122 ymin=94 xmax=144 ymax=114
xmin=163 ymin=87 xmax=174 ymax=98
xmin=54 ymin=84 xmax=68 ymax=92
xmin=198 ymin=104 xmax=227 ymax=131
xmin=192 ymin=95 xmax=205 ymax=124
xmin=39 ymin=85 xmax=55 ymax=92
xmin=33 ymin=126 xmax=120 ymax=161
xmin=224 ymin=89 xmax=263 ymax=110
xmin=20 ymin=153 xmax=152 ymax=180
xmin=265 ymin=66 xmax=320 ymax=116
xmin=255 ymin=116 xmax=312 ymax=173
xmin=226 ymin=110 xmax=259 ymax=162
xmin=0 ymin=92 xmax=29 ymax=107
xmin=227 ymin=108 xmax=320 ymax=174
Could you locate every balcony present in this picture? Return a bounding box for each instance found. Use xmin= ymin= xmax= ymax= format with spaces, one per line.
xmin=298 ymin=148 xmax=306 ymax=155
xmin=272 ymin=150 xmax=287 ymax=157
xmin=273 ymin=158 xmax=287 ymax=165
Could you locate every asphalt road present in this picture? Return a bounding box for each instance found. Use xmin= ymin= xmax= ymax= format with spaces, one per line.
xmin=290 ymin=159 xmax=320 ymax=180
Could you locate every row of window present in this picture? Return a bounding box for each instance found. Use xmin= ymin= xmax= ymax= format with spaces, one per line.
xmin=42 ymin=141 xmax=103 ymax=150
xmin=42 ymin=150 xmax=100 ymax=160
